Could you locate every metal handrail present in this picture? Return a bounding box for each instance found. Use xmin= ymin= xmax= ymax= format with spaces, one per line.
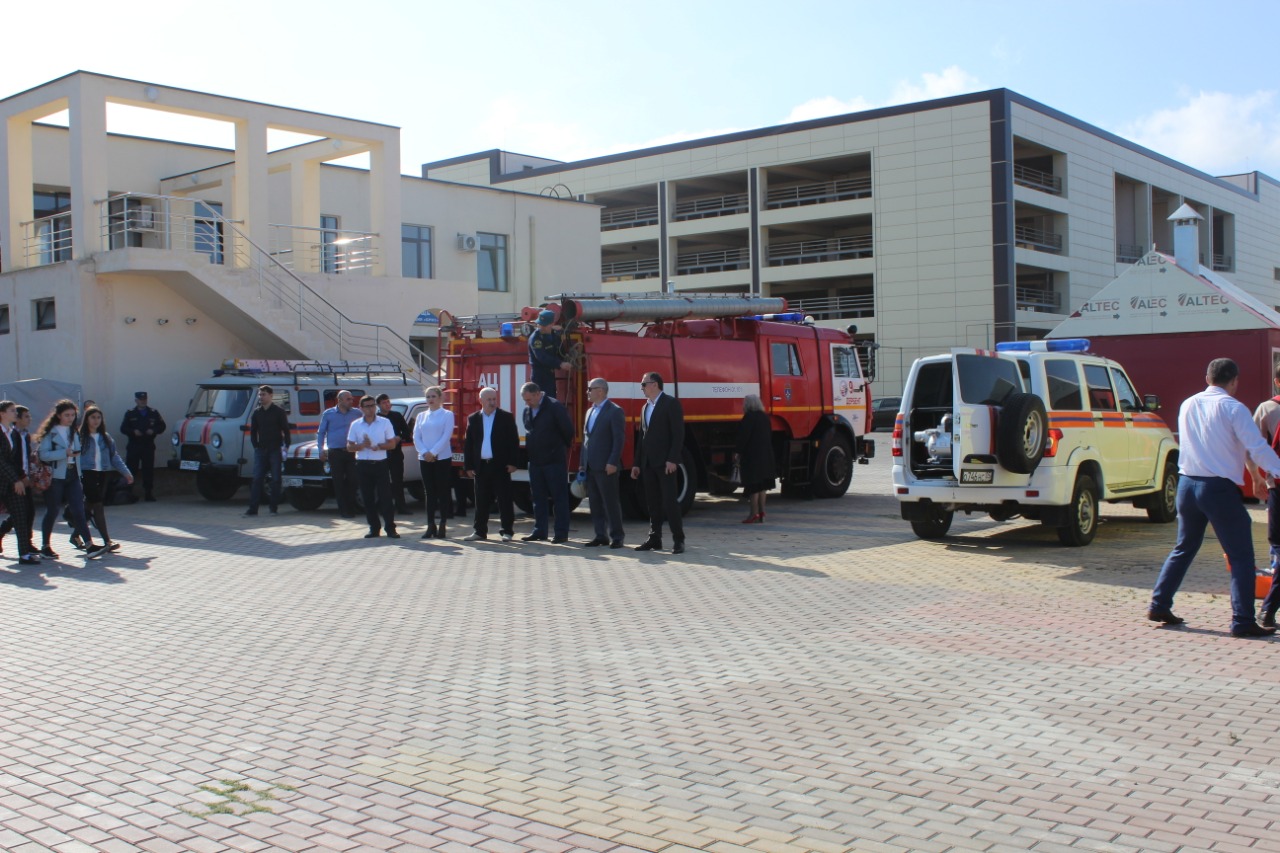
xmin=766 ymin=176 xmax=872 ymax=208
xmin=1013 ymin=164 xmax=1063 ymax=194
xmin=674 ymin=247 xmax=750 ymax=275
xmin=601 ymin=258 xmax=660 ymax=278
xmin=96 ymin=193 xmax=433 ymax=380
xmin=269 ymin=224 xmax=379 ymax=275
xmin=766 ymin=234 xmax=873 ymax=265
xmin=600 ymin=205 xmax=659 ymax=229
xmin=787 ymin=293 xmax=874 ymax=319
xmin=1015 ymin=286 xmax=1060 ymax=311
xmin=1014 ymin=224 xmax=1063 ymax=252
xmin=672 ymin=192 xmax=749 ymax=220
xmin=20 ymin=212 xmax=73 ymax=266
xmin=1116 ymin=243 xmax=1145 ymax=264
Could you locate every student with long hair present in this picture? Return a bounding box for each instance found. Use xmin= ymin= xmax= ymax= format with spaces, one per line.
xmin=79 ymin=406 xmax=133 ymax=552
xmin=35 ymin=400 xmax=107 ymax=559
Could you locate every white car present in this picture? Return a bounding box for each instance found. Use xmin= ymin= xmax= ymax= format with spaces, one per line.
xmin=891 ymin=339 xmax=1179 ymax=546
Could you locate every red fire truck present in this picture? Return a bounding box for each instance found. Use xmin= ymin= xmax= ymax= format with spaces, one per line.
xmin=438 ymin=292 xmax=875 ymax=516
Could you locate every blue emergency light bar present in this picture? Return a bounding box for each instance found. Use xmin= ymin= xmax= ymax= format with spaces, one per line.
xmin=748 ymin=312 xmax=806 ymax=323
xmin=995 ymin=338 xmax=1091 ymax=353
xmin=500 ymin=322 xmax=514 ymax=337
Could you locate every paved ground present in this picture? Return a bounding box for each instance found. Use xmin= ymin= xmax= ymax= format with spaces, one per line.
xmin=3 ymin=453 xmax=1279 ymax=853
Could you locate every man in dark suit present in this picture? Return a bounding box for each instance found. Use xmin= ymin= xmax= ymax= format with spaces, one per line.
xmin=0 ymin=400 xmax=40 ymax=565
xmin=579 ymin=377 xmax=625 ymax=549
xmin=631 ymin=372 xmax=686 ymax=554
xmin=521 ymin=381 xmax=574 ymax=543
xmin=462 ymin=387 xmax=519 ymax=542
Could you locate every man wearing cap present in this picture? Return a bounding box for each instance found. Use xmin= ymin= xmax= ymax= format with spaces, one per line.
xmin=579 ymin=377 xmax=626 ymax=549
xmin=120 ymin=391 xmax=166 ymax=502
xmin=528 ymin=310 xmax=570 ymax=401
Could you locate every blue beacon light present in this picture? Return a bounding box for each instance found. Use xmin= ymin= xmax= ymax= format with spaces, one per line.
xmin=995 ymin=338 xmax=1090 ymax=353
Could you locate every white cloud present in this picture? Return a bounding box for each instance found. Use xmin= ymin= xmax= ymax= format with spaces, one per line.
xmin=1122 ymin=90 xmax=1280 ymax=178
xmin=782 ymin=66 xmax=981 ymax=124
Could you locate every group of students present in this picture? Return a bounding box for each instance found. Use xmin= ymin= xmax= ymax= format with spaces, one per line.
xmin=0 ymin=398 xmax=134 ymax=566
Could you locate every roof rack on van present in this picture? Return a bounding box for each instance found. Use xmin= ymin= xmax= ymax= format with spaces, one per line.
xmin=212 ymin=358 xmax=412 ymax=383
xmin=447 ymin=314 xmax=527 ymax=335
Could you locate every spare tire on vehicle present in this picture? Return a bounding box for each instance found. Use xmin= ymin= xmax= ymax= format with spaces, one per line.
xmin=996 ymin=392 xmax=1047 ymax=475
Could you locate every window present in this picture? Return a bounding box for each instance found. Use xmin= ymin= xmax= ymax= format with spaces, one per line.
xmin=33 ymin=298 xmax=56 ymax=331
xmin=194 ymin=201 xmax=224 ymax=265
xmin=187 ymin=387 xmax=252 ymax=418
xmin=402 ymin=225 xmax=433 ymax=279
xmin=1083 ymin=364 xmax=1116 ymax=411
xmin=0 ymin=304 xmax=9 ymax=335
xmin=321 ymin=214 xmax=339 ymax=273
xmin=478 ymin=232 xmax=508 ymax=292
xmin=34 ymin=191 xmax=73 ymax=264
xmin=955 ymin=354 xmax=1022 ymax=405
xmin=1110 ymin=368 xmax=1141 ymax=412
xmin=1043 ymin=360 xmax=1082 ymax=410
xmin=831 ymin=345 xmax=862 ymax=379
xmin=297 ymin=390 xmax=321 ymax=416
xmin=771 ymin=342 xmax=802 ymax=376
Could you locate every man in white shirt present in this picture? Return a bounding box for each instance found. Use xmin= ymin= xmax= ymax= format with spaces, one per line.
xmin=346 ymin=395 xmax=398 ymax=539
xmin=1149 ymin=358 xmax=1280 ymax=637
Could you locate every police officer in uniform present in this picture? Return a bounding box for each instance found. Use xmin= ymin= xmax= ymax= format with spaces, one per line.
xmin=120 ymin=391 xmax=166 ymax=502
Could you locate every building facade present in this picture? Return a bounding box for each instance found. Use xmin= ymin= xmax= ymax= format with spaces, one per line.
xmin=0 ymin=72 xmax=601 ymax=421
xmin=426 ymin=90 xmax=1280 ymax=394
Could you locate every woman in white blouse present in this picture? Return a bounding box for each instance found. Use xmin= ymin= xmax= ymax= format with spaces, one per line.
xmin=413 ymin=386 xmax=455 ymax=539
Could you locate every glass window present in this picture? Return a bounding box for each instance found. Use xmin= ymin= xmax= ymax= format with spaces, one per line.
xmin=1083 ymin=364 xmax=1116 ymax=411
xmin=1043 ymin=360 xmax=1082 ymax=410
xmin=0 ymin=304 xmax=9 ymax=335
xmin=955 ymin=354 xmax=1023 ymax=405
xmin=273 ymin=390 xmax=292 ymax=415
xmin=33 ymin=298 xmax=56 ymax=331
xmin=831 ymin=345 xmax=861 ymax=379
xmin=401 ymin=224 xmax=433 ymax=279
xmin=321 ymin=214 xmax=339 ymax=273
xmin=478 ymin=232 xmax=508 ymax=292
xmin=297 ymin=389 xmax=321 ymax=416
xmin=1110 ymin=367 xmax=1141 ymax=412
xmin=194 ymin=201 xmax=224 ymax=265
xmin=771 ymin=342 xmax=802 ymax=376
xmin=187 ymin=387 xmax=252 ymax=418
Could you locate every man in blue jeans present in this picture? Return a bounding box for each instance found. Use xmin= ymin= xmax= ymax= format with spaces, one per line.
xmin=244 ymin=385 xmax=291 ymax=516
xmin=1149 ymin=358 xmax=1280 ymax=637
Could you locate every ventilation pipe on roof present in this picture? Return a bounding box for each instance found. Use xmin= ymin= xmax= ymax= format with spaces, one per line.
xmin=1169 ymin=202 xmax=1204 ymax=275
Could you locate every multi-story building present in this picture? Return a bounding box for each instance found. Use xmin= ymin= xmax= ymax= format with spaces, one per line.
xmin=0 ymin=72 xmax=600 ymax=418
xmin=426 ymin=89 xmax=1280 ymax=393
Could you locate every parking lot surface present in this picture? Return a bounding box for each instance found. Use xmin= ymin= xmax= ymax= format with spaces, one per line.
xmin=3 ymin=454 xmax=1279 ymax=853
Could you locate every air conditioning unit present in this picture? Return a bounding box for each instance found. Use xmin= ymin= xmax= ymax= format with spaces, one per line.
xmin=456 ymin=233 xmax=479 ymax=252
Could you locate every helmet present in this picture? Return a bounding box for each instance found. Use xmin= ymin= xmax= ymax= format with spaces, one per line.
xmin=570 ymin=477 xmax=588 ymax=499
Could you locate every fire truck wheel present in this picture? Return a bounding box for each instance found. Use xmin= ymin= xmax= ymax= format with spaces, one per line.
xmin=676 ymin=447 xmax=697 ymax=516
xmin=996 ymin=392 xmax=1047 ymax=475
xmin=810 ymin=429 xmax=853 ymax=498
xmin=405 ymin=481 xmax=425 ymax=503
xmin=286 ymin=487 xmax=327 ymax=512
xmin=512 ymin=483 xmax=533 ymax=514
xmin=195 ymin=469 xmax=239 ymax=502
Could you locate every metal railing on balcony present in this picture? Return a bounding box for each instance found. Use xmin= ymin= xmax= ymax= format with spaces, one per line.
xmin=674 ymin=247 xmax=750 ymax=276
xmin=765 ymin=176 xmax=872 ymax=209
xmin=93 ymin=193 xmax=431 ymax=379
xmin=1116 ymin=243 xmax=1145 ymax=264
xmin=269 ymin=224 xmax=378 ymax=275
xmin=766 ymin=235 xmax=873 ymax=266
xmin=1202 ymin=252 xmax=1234 ymax=272
xmin=601 ymin=258 xmax=660 ymax=280
xmin=1013 ymin=163 xmax=1063 ymax=194
xmin=600 ymin=205 xmax=659 ymax=230
xmin=1014 ymin=224 xmax=1064 ymax=253
xmin=672 ymin=192 xmax=749 ymax=221
xmin=786 ymin=293 xmax=874 ymax=320
xmin=1016 ymin=286 xmax=1061 ymax=312
xmin=20 ymin=213 xmax=73 ymax=266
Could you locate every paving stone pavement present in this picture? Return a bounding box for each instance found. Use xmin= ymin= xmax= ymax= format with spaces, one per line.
xmin=3 ymin=452 xmax=1280 ymax=852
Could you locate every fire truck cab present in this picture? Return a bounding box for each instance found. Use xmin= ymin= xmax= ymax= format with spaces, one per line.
xmin=441 ymin=293 xmax=875 ymax=516
xmin=168 ymin=359 xmax=417 ymax=501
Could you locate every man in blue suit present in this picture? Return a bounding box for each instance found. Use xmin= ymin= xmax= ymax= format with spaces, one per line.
xmin=579 ymin=377 xmax=626 ymax=549
xmin=520 ymin=381 xmax=574 ymax=543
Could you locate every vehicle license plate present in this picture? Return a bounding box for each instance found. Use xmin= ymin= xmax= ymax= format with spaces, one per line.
xmin=451 ymin=452 xmax=465 ymax=463
xmin=179 ymin=460 xmax=200 ymax=471
xmin=960 ymin=468 xmax=993 ymax=484
xmin=283 ymin=477 xmax=303 ymax=488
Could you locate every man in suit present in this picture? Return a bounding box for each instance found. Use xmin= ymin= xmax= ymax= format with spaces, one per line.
xmin=631 ymin=372 xmax=687 ymax=554
xmin=520 ymin=381 xmax=574 ymax=543
xmin=463 ymin=387 xmax=519 ymax=542
xmin=0 ymin=400 xmax=40 ymax=565
xmin=579 ymin=377 xmax=625 ymax=549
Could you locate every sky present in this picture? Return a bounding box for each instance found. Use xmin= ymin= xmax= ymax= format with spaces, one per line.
xmin=4 ymin=0 xmax=1280 ymax=180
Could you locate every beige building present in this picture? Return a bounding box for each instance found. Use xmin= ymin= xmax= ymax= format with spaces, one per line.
xmin=0 ymin=72 xmax=600 ymax=419
xmin=427 ymin=90 xmax=1280 ymax=393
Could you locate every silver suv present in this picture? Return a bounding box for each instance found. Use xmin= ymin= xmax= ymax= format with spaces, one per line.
xmin=891 ymin=339 xmax=1179 ymax=546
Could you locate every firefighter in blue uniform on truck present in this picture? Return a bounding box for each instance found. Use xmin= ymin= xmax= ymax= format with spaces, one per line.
xmin=528 ymin=310 xmax=570 ymax=401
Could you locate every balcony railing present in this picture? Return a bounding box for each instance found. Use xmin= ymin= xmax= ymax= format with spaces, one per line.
xmin=672 ymin=192 xmax=749 ymax=221
xmin=600 ymin=205 xmax=660 ymax=230
xmin=270 ymin=224 xmax=378 ymax=275
xmin=786 ymin=293 xmax=874 ymax=320
xmin=20 ymin=213 xmax=73 ymax=266
xmin=1013 ymin=163 xmax=1063 ymax=194
xmin=601 ymin=258 xmax=660 ymax=280
xmin=1116 ymin=243 xmax=1145 ymax=264
xmin=1016 ymin=286 xmax=1061 ymax=312
xmin=1014 ymin=224 xmax=1063 ymax=253
xmin=675 ymin=247 xmax=750 ymax=275
xmin=766 ymin=235 xmax=873 ymax=266
xmin=765 ymin=176 xmax=872 ymax=209
xmin=1202 ymin=252 xmax=1234 ymax=272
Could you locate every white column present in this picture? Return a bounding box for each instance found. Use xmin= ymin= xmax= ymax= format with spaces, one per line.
xmin=68 ymin=81 xmax=109 ymax=260
xmin=1 ymin=115 xmax=34 ymax=270
xmin=233 ymin=115 xmax=270 ymax=267
xmin=289 ymin=158 xmax=321 ymax=273
xmin=369 ymin=137 xmax=402 ymax=277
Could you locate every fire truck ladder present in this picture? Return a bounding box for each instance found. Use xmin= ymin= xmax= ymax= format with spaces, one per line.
xmin=550 ymin=292 xmax=787 ymax=325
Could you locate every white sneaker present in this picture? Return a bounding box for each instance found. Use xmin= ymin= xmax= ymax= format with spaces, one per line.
xmin=462 ymin=532 xmax=486 ymax=541
xmin=500 ymin=533 xmax=513 ymax=542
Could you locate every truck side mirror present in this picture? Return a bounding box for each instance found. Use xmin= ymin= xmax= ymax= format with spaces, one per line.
xmin=1142 ymin=393 xmax=1160 ymax=412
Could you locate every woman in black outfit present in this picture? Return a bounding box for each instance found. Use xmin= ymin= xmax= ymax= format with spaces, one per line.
xmin=734 ymin=394 xmax=776 ymax=524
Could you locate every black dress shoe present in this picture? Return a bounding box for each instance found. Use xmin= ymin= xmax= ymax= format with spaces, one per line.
xmin=364 ymin=531 xmax=380 ymax=539
xmin=583 ymin=538 xmax=608 ymax=547
xmin=1146 ymin=609 xmax=1185 ymax=626
xmin=1264 ymin=611 xmax=1278 ymax=629
xmin=610 ymin=541 xmax=624 ymax=549
xmin=552 ymin=536 xmax=569 ymax=544
xmin=1232 ymin=623 xmax=1277 ymax=638
xmin=672 ymin=542 xmax=685 ymax=555
xmin=522 ymin=533 xmax=548 ymax=542
xmin=387 ymin=529 xmax=400 ymax=539
xmin=635 ymin=540 xmax=660 ymax=552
